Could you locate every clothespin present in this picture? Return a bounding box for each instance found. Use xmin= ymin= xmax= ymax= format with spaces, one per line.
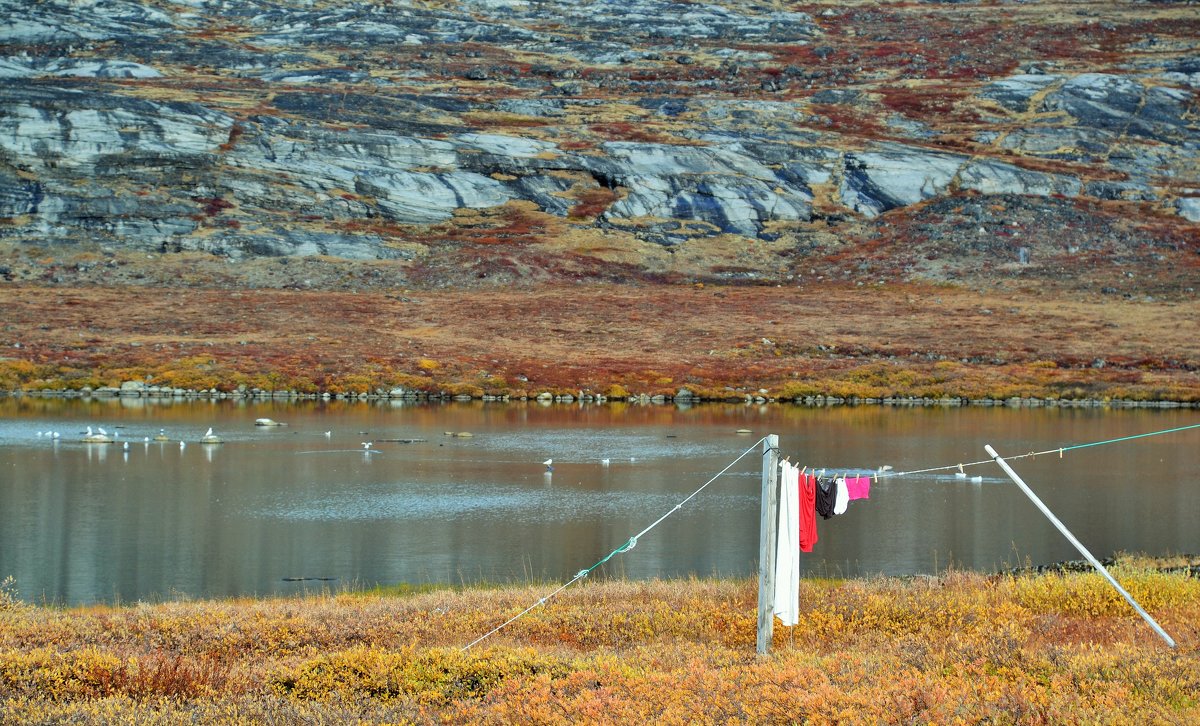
xmin=1059 ymin=448 xmax=1063 ymax=459
xmin=801 ymin=465 xmax=807 ymax=474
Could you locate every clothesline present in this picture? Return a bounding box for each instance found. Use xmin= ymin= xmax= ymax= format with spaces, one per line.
xmin=879 ymin=421 xmax=1200 ymax=480
xmin=462 ymin=421 xmax=1199 ymax=650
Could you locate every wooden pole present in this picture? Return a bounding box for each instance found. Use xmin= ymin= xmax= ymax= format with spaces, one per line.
xmin=985 ymin=444 xmax=1175 ymax=648
xmin=756 ymin=434 xmax=780 ymax=655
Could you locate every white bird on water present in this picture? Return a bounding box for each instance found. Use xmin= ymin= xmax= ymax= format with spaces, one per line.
xmin=97 ymin=427 xmax=107 ymax=436
xmin=85 ymin=426 xmax=93 ymax=437
xmin=179 ymin=441 xmax=186 ymax=450
xmin=601 ymin=458 xmax=610 ymax=466
xmin=205 ymin=427 xmax=213 ymax=438
xmin=543 ymin=458 xmax=553 ymax=472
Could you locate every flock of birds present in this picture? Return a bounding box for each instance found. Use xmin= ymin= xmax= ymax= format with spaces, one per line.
xmin=36 ymin=425 xmax=633 ymax=474
xmin=36 ymin=425 xmax=225 ymax=450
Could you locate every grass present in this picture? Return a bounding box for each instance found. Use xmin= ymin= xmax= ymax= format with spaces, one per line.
xmin=1 ymin=281 xmax=1198 ymax=404
xmin=1 ymin=560 xmax=1197 ymax=723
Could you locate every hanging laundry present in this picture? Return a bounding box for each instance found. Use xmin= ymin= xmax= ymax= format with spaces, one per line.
xmin=833 ymin=477 xmax=849 ymax=515
xmin=798 ymin=467 xmax=818 ymax=553
xmin=846 ymin=475 xmax=871 ymax=501
xmin=773 ymin=460 xmax=800 ymax=626
xmin=815 ymin=476 xmax=836 ymax=519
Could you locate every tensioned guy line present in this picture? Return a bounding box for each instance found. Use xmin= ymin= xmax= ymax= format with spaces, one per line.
xmin=460 ymin=421 xmax=1198 ymax=650
xmin=462 ymin=436 xmax=770 ymax=651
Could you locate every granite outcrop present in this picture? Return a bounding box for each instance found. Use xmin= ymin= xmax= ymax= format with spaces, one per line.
xmin=0 ymin=0 xmax=1196 ymax=279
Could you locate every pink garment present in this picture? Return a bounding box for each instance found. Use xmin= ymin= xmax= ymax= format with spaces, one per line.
xmin=845 ymin=475 xmax=871 ymax=501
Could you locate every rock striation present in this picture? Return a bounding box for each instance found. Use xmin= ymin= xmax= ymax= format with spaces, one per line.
xmin=0 ymin=0 xmax=1196 ymax=276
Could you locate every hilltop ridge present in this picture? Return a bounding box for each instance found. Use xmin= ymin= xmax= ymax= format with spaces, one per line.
xmin=1 ymin=0 xmax=1197 ymax=292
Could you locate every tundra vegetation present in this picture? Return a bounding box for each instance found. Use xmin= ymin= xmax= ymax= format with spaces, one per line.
xmin=1 ymin=557 xmax=1198 ymax=723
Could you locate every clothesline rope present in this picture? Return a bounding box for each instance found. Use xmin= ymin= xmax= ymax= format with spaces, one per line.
xmin=461 ymin=421 xmax=1199 ymax=651
xmin=462 ymin=435 xmax=770 ymax=651
xmin=881 ymin=422 xmax=1200 ymax=480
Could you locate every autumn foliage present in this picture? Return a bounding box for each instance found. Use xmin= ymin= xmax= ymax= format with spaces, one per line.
xmin=1 ymin=559 xmax=1198 ymax=723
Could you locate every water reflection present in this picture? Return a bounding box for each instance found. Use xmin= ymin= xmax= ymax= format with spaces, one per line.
xmin=0 ymin=397 xmax=1197 ymax=605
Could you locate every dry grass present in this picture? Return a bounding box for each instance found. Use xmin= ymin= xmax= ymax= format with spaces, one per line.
xmin=1 ymin=562 xmax=1197 ymax=723
xmin=1 ymin=280 xmax=1197 ymax=401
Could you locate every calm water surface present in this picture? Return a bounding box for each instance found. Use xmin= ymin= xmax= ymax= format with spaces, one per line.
xmin=1 ymin=398 xmax=1197 ymax=605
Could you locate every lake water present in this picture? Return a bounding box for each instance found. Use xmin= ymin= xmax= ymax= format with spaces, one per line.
xmin=1 ymin=397 xmax=1197 ymax=605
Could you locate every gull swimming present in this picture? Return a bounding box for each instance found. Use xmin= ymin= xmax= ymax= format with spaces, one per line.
xmin=543 ymin=458 xmax=553 ymax=472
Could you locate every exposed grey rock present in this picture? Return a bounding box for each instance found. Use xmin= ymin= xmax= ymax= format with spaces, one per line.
xmin=510 ymin=174 xmax=577 ymax=216
xmin=0 ymin=0 xmax=180 ymax=44
xmin=200 ymin=230 xmax=404 ymax=260
xmin=356 ymin=170 xmax=514 ymax=224
xmin=0 ymin=170 xmax=41 ymax=216
xmin=591 ymin=142 xmax=812 ymax=235
xmin=0 ymin=1 xmax=1196 ymax=255
xmin=997 ymin=126 xmax=1115 ymax=158
xmin=0 ymin=86 xmax=233 ymax=172
xmin=957 ymin=160 xmax=1080 ymax=198
xmin=0 ymin=58 xmax=162 ymax=79
xmin=980 ymin=74 xmax=1061 ymax=112
xmin=1178 ymin=197 xmax=1200 ymax=223
xmin=1040 ymin=73 xmax=1194 ymax=142
xmin=840 ymin=148 xmax=965 ymax=217
xmin=1085 ymin=180 xmax=1156 ymax=202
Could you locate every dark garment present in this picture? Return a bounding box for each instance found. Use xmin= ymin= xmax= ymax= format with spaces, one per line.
xmin=815 ymin=476 xmax=836 ymax=519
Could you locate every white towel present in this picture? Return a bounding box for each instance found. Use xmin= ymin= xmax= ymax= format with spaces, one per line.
xmin=773 ymin=461 xmax=801 ymax=626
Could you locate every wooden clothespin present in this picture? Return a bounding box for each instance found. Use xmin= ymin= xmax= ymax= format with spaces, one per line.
xmin=1059 ymin=448 xmax=1063 ymax=459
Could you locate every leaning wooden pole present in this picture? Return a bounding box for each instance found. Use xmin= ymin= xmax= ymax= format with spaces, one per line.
xmin=985 ymin=444 xmax=1176 ymax=648
xmin=756 ymin=434 xmax=780 ymax=656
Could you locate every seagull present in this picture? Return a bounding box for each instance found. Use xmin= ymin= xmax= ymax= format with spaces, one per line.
xmin=143 ymin=437 xmax=149 ymax=443
xmin=51 ymin=432 xmax=60 ymax=439
xmin=37 ymin=431 xmax=43 ymax=437
xmin=324 ymin=431 xmax=332 ymax=438
xmin=179 ymin=441 xmax=186 ymax=450
xmin=85 ymin=426 xmax=93 ymax=437
xmin=362 ymin=442 xmax=373 ymax=450
xmin=601 ymin=458 xmax=610 ymax=466
xmin=97 ymin=427 xmax=107 ymax=436
xmin=204 ymin=427 xmax=213 ymax=438
xmin=122 ymin=442 xmax=129 ymax=451
xmin=543 ymin=458 xmax=553 ymax=472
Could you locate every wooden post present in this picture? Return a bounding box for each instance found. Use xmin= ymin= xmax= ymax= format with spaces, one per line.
xmin=756 ymin=434 xmax=780 ymax=656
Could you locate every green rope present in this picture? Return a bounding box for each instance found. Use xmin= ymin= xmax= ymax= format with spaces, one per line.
xmin=888 ymin=421 xmax=1200 ymax=479
xmin=1058 ymin=422 xmax=1200 ymax=452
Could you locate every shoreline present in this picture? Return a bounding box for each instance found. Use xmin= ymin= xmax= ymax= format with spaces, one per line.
xmin=4 ymin=386 xmax=1198 ymax=409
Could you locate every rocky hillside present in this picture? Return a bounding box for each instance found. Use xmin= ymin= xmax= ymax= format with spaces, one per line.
xmin=0 ymin=0 xmax=1198 ymax=292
